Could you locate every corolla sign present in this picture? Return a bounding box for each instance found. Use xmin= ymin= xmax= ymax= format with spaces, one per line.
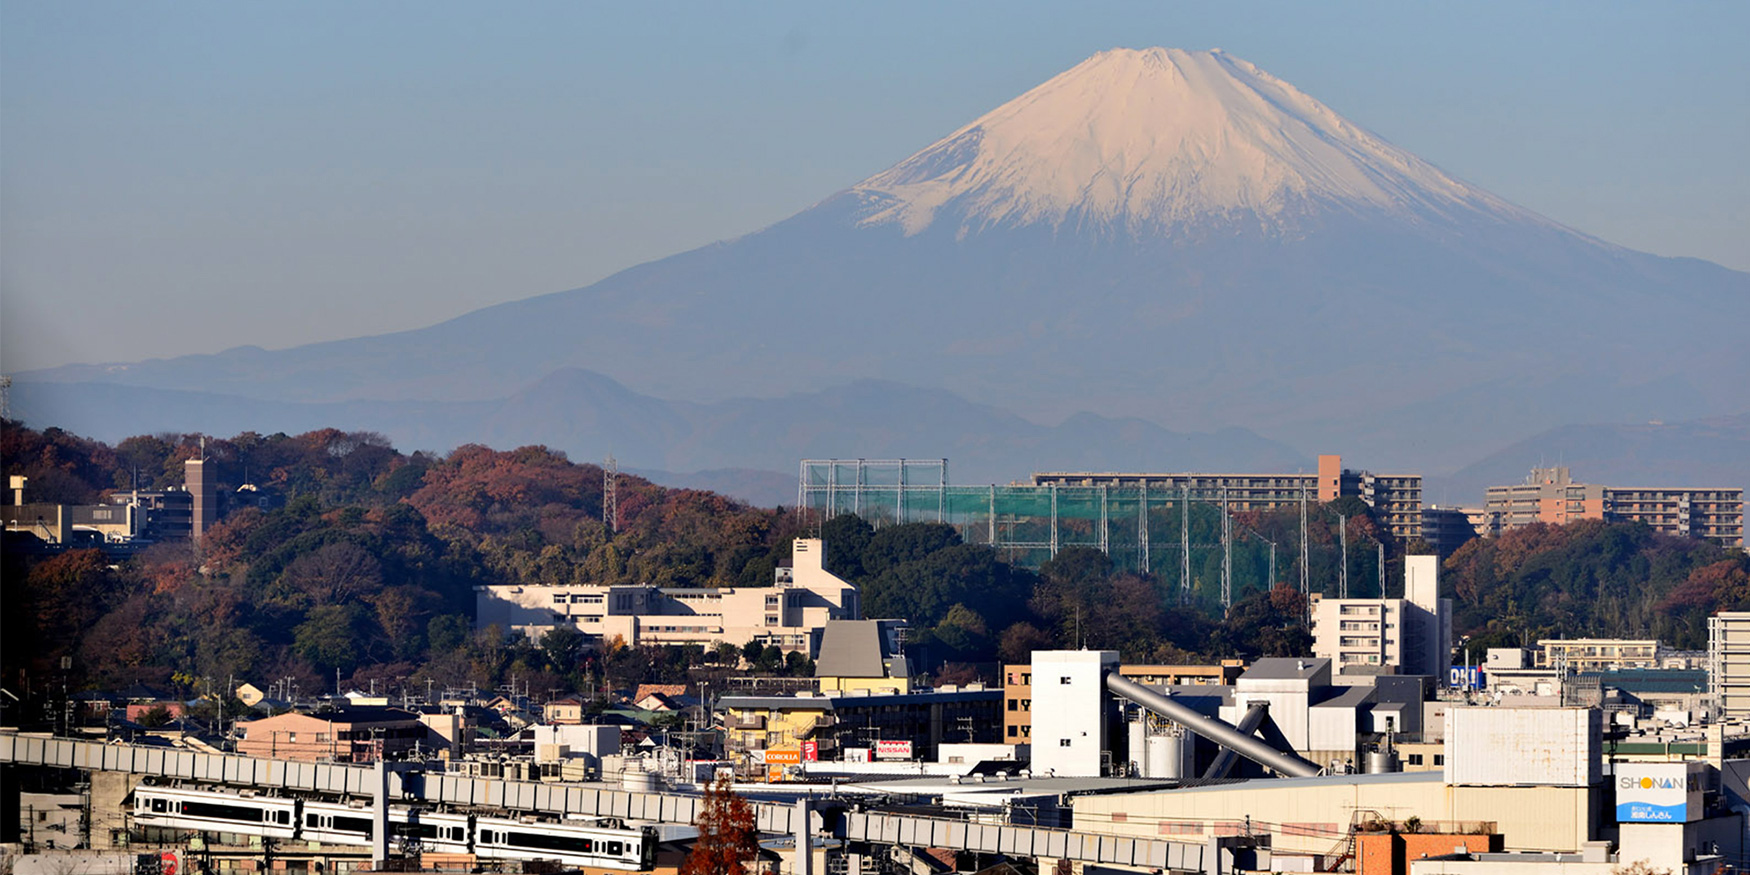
xmin=1615 ymin=764 xmax=1701 ymax=823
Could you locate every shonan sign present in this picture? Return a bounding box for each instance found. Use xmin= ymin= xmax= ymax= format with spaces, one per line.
xmin=1615 ymin=764 xmax=1702 ymax=823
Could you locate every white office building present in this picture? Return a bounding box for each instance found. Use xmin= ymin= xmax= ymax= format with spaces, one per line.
xmin=1310 ymin=555 xmax=1452 ymax=676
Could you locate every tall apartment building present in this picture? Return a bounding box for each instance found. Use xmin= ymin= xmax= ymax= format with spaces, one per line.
xmin=1310 ymin=555 xmax=1451 ymax=675
xmin=1483 ymin=466 xmax=1743 ymax=546
xmin=1419 ymin=505 xmax=1481 ymax=556
xmin=1710 ymin=613 xmax=1750 ymax=721
xmin=1032 ymin=453 xmax=1424 ymax=542
xmin=474 ymin=538 xmax=859 ymax=656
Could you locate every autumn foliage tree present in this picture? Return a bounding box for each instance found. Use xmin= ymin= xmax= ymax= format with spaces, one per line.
xmin=681 ymin=775 xmax=759 ymax=875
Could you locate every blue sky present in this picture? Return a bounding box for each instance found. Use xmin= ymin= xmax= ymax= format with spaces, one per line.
xmin=4 ymin=2 xmax=1746 ymax=372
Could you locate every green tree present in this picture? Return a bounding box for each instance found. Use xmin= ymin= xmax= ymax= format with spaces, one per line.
xmin=293 ymin=604 xmax=371 ymax=674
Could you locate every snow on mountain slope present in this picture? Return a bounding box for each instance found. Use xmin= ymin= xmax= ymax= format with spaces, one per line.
xmin=851 ymin=47 xmax=1549 ymax=236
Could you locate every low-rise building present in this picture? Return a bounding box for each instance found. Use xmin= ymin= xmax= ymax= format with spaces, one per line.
xmin=1537 ymin=638 xmax=1662 ymax=672
xmin=474 ymin=538 xmax=859 ymax=655
xmin=717 ymin=687 xmax=1002 ymax=775
xmin=235 ymin=707 xmax=436 ymax=762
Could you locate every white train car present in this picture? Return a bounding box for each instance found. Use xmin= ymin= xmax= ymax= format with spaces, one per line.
xmin=299 ymin=799 xmax=473 ymax=854
xmin=473 ymin=816 xmax=656 ymax=871
xmin=298 ymin=799 xmax=376 ymax=846
xmin=391 ymin=810 xmax=473 ymax=856
xmin=134 ymin=787 xmax=656 ymax=870
xmin=133 ymin=786 xmax=299 ymax=840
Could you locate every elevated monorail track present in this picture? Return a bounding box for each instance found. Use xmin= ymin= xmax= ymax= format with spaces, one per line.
xmin=2 ymin=734 xmax=1241 ymax=873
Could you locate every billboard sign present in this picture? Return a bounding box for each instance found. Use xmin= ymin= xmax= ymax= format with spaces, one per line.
xmin=874 ymin=740 xmax=913 ymax=760
xmin=1616 ymin=763 xmax=1702 ymax=823
xmin=764 ymin=748 xmax=801 ymax=765
xmin=1448 ymin=666 xmax=1483 ymax=689
xmin=801 ymin=740 xmax=818 ymax=762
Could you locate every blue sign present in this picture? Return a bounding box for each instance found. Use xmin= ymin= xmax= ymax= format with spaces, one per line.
xmin=1448 ymin=666 xmax=1483 ymax=688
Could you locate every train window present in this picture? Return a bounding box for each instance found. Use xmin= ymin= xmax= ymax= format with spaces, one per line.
xmin=480 ymin=831 xmax=495 ymax=843
xmin=278 ymin=811 xmax=290 ymax=825
xmin=306 ymin=813 xmax=321 ymax=827
xmin=608 ymin=842 xmax=623 ymax=856
xmin=151 ymin=799 xmax=168 ymax=813
xmin=333 ymin=816 xmax=373 ymax=837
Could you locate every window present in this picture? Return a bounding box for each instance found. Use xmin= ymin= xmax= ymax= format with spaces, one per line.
xmin=1434 ymin=755 xmax=1445 ymax=766
xmin=1060 ymin=676 xmax=1073 ymax=685
xmin=1007 ymin=726 xmax=1017 ymax=738
xmin=1407 ymin=753 xmax=1423 ymax=765
xmin=1007 ymin=699 xmax=1017 ymax=711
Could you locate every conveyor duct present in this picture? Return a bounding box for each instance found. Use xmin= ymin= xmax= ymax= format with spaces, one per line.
xmin=1105 ymin=673 xmax=1321 ymax=778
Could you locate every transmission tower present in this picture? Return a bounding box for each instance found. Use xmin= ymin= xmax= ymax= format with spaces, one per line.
xmin=0 ymin=375 xmax=10 ymax=419
xmin=1299 ymin=482 xmax=1309 ymax=595
xmin=1377 ymin=541 xmax=1385 ymax=597
xmin=1220 ymin=486 xmax=1232 ymax=615
xmin=603 ymin=454 xmax=619 ymax=534
xmin=1338 ymin=514 xmax=1349 ymax=599
xmin=1179 ymin=485 xmax=1191 ymax=605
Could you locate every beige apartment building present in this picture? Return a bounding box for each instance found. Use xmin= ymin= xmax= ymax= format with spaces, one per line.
xmin=1482 ymin=466 xmax=1743 ymax=546
xmin=1710 ymin=613 xmax=1750 ymax=721
xmin=1535 ymin=638 xmax=1661 ymax=672
xmin=1310 ymin=555 xmax=1451 ymax=675
xmin=474 ymin=538 xmax=858 ymax=655
xmin=1032 ymin=454 xmax=1424 ymax=541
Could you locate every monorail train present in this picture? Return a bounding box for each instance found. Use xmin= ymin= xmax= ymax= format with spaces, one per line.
xmin=133 ymin=786 xmax=657 ymax=870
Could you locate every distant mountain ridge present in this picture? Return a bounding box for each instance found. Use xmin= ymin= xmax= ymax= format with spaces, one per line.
xmin=18 ymin=47 xmax=1750 ymax=473
xmin=1429 ymin=413 xmax=1750 ymax=505
xmin=10 ymin=371 xmax=1311 ymax=492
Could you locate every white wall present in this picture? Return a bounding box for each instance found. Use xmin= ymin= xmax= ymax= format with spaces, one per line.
xmin=1444 ymin=707 xmax=1600 ymax=787
xmin=1029 ymin=650 xmax=1118 ymax=778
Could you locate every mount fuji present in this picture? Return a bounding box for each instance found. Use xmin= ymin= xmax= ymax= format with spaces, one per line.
xmin=20 ymin=48 xmax=1750 ymax=481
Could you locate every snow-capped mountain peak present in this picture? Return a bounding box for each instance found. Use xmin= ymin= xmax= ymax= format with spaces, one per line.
xmin=850 ymin=47 xmax=1529 ymax=236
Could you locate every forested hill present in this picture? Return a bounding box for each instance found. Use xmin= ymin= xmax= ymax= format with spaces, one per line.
xmin=2 ymin=421 xmax=1744 ymax=703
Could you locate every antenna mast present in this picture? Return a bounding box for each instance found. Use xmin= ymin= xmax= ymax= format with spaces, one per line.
xmin=603 ymin=454 xmax=619 ymax=534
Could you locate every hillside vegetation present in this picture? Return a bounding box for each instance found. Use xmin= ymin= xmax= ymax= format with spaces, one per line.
xmin=3 ymin=421 xmax=1743 ymax=704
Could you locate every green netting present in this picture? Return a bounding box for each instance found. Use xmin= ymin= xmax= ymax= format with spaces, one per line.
xmin=798 ymin=461 xmax=1366 ymax=602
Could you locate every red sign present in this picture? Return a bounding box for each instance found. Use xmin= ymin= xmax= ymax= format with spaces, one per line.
xmin=874 ymin=740 xmax=913 ymax=760
xmin=801 ymin=740 xmax=818 ymax=762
